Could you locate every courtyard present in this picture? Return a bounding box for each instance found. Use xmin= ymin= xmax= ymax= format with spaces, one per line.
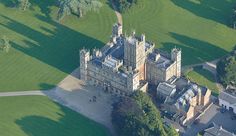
xmin=45 ymin=68 xmax=117 ymax=135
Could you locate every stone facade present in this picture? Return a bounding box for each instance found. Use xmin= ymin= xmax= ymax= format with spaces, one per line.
xmin=182 ymin=87 xmax=211 ymax=123
xmin=79 ymin=23 xmax=181 ymax=95
xmin=146 ymin=48 xmax=181 ymax=85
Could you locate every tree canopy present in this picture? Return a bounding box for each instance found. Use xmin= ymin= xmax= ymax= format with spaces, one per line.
xmin=57 ymin=0 xmax=102 ymax=20
xmin=217 ymin=47 xmax=236 ymax=86
xmin=3 ymin=0 xmax=31 ymax=10
xmin=114 ymin=0 xmax=137 ymax=13
xmin=0 ymin=36 xmax=11 ymax=53
xmin=18 ymin=0 xmax=31 ymax=10
xmin=112 ymin=91 xmax=178 ymax=136
xmin=231 ymin=5 xmax=236 ymax=29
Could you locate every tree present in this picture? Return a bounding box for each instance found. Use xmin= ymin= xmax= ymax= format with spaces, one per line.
xmin=57 ymin=0 xmax=102 ymax=21
xmin=217 ymin=47 xmax=236 ymax=86
xmin=18 ymin=0 xmax=31 ymax=10
xmin=115 ymin=0 xmax=137 ymax=13
xmin=197 ymin=133 xmax=203 ymax=136
xmin=223 ymin=57 xmax=236 ymax=85
xmin=165 ymin=126 xmax=179 ymax=136
xmin=112 ymin=91 xmax=178 ymax=136
xmin=0 ymin=36 xmax=11 ymax=53
xmin=231 ymin=5 xmax=236 ymax=29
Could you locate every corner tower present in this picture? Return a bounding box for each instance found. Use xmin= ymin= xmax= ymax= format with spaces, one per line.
xmin=80 ymin=49 xmax=90 ymax=80
xmin=171 ymin=48 xmax=181 ymax=77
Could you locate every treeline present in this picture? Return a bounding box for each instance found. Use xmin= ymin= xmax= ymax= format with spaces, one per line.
xmin=3 ymin=0 xmax=31 ymax=10
xmin=4 ymin=0 xmax=103 ymax=21
xmin=217 ymin=46 xmax=236 ymax=86
xmin=0 ymin=36 xmax=11 ymax=53
xmin=112 ymin=91 xmax=178 ymax=136
xmin=114 ymin=0 xmax=137 ymax=13
xmin=231 ymin=5 xmax=236 ymax=29
xmin=57 ymin=0 xmax=102 ymax=20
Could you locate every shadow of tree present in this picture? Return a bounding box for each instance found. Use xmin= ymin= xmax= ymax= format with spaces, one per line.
xmin=0 ymin=0 xmax=18 ymax=7
xmin=15 ymin=100 xmax=110 ymax=136
xmin=106 ymin=0 xmax=118 ymax=12
xmin=191 ymin=66 xmax=215 ymax=82
xmin=184 ymin=66 xmax=219 ymax=96
xmin=162 ymin=32 xmax=228 ymax=65
xmin=29 ymin=0 xmax=57 ymax=18
xmin=0 ymin=14 xmax=104 ymax=74
xmin=39 ymin=83 xmax=56 ymax=90
xmin=171 ymin=0 xmax=236 ymax=25
xmin=0 ymin=0 xmax=57 ymax=16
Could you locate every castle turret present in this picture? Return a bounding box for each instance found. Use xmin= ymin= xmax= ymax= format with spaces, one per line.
xmin=112 ymin=23 xmax=122 ymax=37
xmin=141 ymin=34 xmax=145 ymax=43
xmin=93 ymin=48 xmax=102 ymax=58
xmin=197 ymin=87 xmax=202 ymax=105
xmin=80 ymin=49 xmax=90 ymax=80
xmin=127 ymin=72 xmax=139 ymax=92
xmin=171 ymin=47 xmax=181 ymax=77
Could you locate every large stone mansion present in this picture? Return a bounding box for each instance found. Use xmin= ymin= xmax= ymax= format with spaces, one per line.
xmin=80 ymin=23 xmax=181 ymax=95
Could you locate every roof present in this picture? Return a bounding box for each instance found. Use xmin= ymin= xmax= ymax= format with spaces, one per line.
xmin=174 ymin=83 xmax=204 ymax=112
xmin=103 ymin=56 xmax=118 ymax=68
xmin=126 ymin=36 xmax=139 ymax=45
xmin=148 ymin=52 xmax=172 ymax=69
xmin=157 ymin=82 xmax=176 ymax=96
xmin=219 ymin=91 xmax=236 ymax=105
xmin=91 ymin=59 xmax=102 ymax=68
xmin=101 ymin=39 xmax=124 ymax=60
xmin=174 ymin=77 xmax=189 ymax=91
xmin=204 ymin=123 xmax=235 ymax=136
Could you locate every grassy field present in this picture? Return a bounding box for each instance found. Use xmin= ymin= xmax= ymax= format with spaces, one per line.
xmin=0 ymin=96 xmax=110 ymax=136
xmin=1 ymin=0 xmax=236 ymax=91
xmin=0 ymin=0 xmax=116 ymax=91
xmin=122 ymin=0 xmax=236 ymax=66
xmin=185 ymin=66 xmax=219 ymax=96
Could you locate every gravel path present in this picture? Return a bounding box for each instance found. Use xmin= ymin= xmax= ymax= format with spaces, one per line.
xmin=111 ymin=0 xmax=123 ymax=25
xmin=0 ymin=90 xmax=45 ymax=97
xmin=45 ymin=67 xmax=117 ymax=136
xmin=0 ymin=68 xmax=116 ymax=135
xmin=0 ymin=5 xmax=123 ymax=135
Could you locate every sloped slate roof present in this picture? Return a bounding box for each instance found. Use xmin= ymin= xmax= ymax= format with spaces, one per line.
xmin=219 ymin=91 xmax=236 ymax=105
xmin=157 ymin=82 xmax=176 ymax=96
xmin=204 ymin=123 xmax=235 ymax=136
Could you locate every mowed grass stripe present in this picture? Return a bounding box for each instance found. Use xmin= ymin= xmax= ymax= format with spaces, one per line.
xmin=123 ymin=0 xmax=236 ymax=66
xmin=0 ymin=0 xmax=116 ymax=91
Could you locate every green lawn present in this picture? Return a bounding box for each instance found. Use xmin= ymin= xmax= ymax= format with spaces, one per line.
xmin=122 ymin=0 xmax=236 ymax=66
xmin=0 ymin=0 xmax=116 ymax=91
xmin=185 ymin=67 xmax=219 ymax=96
xmin=0 ymin=96 xmax=110 ymax=136
xmin=1 ymin=0 xmax=236 ymax=92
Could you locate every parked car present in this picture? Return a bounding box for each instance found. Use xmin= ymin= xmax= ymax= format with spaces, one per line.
xmin=220 ymin=108 xmax=227 ymax=113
